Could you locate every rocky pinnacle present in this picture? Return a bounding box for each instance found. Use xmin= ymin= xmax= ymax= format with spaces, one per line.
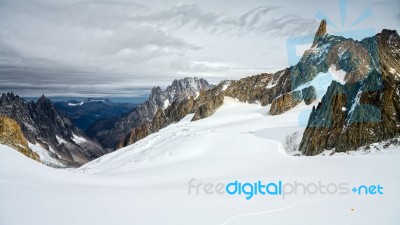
xmin=312 ymin=19 xmax=327 ymax=47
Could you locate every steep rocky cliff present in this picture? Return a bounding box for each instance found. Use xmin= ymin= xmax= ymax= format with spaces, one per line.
xmin=300 ymin=29 xmax=400 ymax=155
xmin=312 ymin=19 xmax=327 ymax=47
xmin=269 ymin=86 xmax=316 ymax=115
xmin=0 ymin=93 xmax=107 ymax=167
xmin=0 ymin=116 xmax=40 ymax=162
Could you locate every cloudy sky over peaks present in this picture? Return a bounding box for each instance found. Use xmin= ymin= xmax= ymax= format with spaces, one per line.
xmin=0 ymin=0 xmax=399 ymax=98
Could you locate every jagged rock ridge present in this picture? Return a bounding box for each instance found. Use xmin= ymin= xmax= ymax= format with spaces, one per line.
xmin=300 ymin=29 xmax=400 ymax=155
xmin=0 ymin=93 xmax=108 ymax=167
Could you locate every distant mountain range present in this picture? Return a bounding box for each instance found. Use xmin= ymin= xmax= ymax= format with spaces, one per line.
xmin=54 ymin=98 xmax=137 ymax=130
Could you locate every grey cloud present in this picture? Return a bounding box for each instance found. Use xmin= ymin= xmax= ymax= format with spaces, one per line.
xmin=0 ymin=7 xmax=198 ymax=75
xmin=0 ymin=0 xmax=396 ymax=97
xmin=130 ymin=4 xmax=317 ymax=37
xmin=0 ymin=68 xmax=155 ymax=97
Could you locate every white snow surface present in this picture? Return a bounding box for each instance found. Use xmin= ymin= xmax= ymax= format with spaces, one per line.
xmin=163 ymin=99 xmax=170 ymax=109
xmin=1 ymin=98 xmax=400 ymax=225
xmin=28 ymin=143 xmax=64 ymax=167
xmin=56 ymin=135 xmax=68 ymax=144
xmin=72 ymin=134 xmax=87 ymax=144
xmin=295 ymin=65 xmax=346 ymax=98
xmin=67 ymin=102 xmax=84 ymax=106
xmin=68 ymin=99 xmax=106 ymax=106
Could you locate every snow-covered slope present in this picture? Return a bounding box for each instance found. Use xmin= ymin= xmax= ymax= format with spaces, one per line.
xmin=1 ymin=98 xmax=400 ymax=225
xmin=80 ymin=98 xmax=308 ymax=174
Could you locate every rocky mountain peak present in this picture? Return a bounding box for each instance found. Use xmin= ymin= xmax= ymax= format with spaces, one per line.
xmin=381 ymin=29 xmax=399 ymax=37
xmin=1 ymin=92 xmax=20 ymax=104
xmin=312 ymin=19 xmax=327 ymax=47
xmin=147 ymin=77 xmax=211 ymax=110
xmin=0 ymin=93 xmax=108 ymax=167
xmin=38 ymin=94 xmax=47 ymax=101
xmin=165 ymin=77 xmax=210 ymax=103
xmin=1 ymin=93 xmax=9 ymax=105
xmin=149 ymin=86 xmax=163 ymax=105
xmin=37 ymin=94 xmax=54 ymax=107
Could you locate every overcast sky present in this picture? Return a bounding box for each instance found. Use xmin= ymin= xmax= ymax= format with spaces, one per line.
xmin=0 ymin=0 xmax=399 ymax=97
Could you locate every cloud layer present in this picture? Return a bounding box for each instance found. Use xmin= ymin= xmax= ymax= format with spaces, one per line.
xmin=0 ymin=0 xmax=398 ymax=97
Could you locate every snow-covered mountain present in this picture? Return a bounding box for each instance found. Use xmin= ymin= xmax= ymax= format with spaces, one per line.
xmin=0 ymin=93 xmax=108 ymax=167
xmin=86 ymin=77 xmax=211 ymax=149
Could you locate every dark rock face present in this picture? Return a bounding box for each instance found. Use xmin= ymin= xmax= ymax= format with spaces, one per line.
xmin=269 ymin=86 xmax=316 ymax=115
xmin=303 ymin=86 xmax=317 ymax=105
xmin=0 ymin=116 xmax=40 ymax=162
xmin=54 ymin=98 xmax=136 ymax=130
xmin=0 ymin=93 xmax=108 ymax=167
xmin=300 ymin=29 xmax=400 ymax=155
xmin=87 ymin=77 xmax=211 ymax=149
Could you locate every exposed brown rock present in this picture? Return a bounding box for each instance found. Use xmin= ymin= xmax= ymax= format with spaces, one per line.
xmin=223 ymin=70 xmax=291 ymax=106
xmin=269 ymin=86 xmax=316 ymax=115
xmin=269 ymin=91 xmax=302 ymax=115
xmin=312 ymin=19 xmax=327 ymax=47
xmin=192 ymin=92 xmax=224 ymax=121
xmin=327 ymin=40 xmax=371 ymax=83
xmin=117 ymin=123 xmax=150 ymax=149
xmin=0 ymin=116 xmax=40 ymax=162
xmin=163 ymin=96 xmax=196 ymax=126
